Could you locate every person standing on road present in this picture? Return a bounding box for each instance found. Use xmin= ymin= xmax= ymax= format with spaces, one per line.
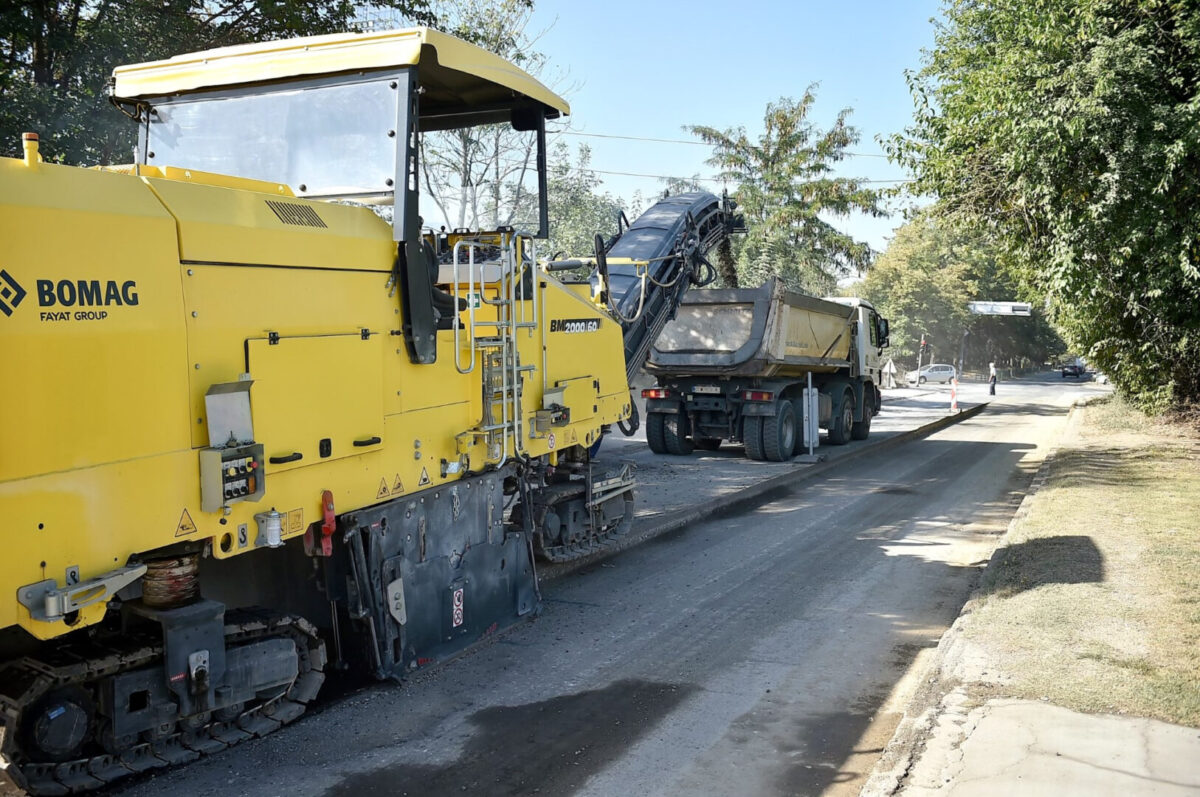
xmin=989 ymin=362 xmax=997 ymax=395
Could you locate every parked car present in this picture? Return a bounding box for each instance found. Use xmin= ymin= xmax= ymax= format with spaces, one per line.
xmin=906 ymin=363 xmax=957 ymax=384
xmin=1062 ymin=363 xmax=1085 ymax=378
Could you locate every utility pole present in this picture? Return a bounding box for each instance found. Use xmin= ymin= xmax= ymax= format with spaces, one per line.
xmin=958 ymin=328 xmax=970 ymax=376
xmin=916 ymin=331 xmax=927 ymax=383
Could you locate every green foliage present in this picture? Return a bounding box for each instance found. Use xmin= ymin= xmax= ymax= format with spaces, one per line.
xmin=545 ymin=142 xmax=623 ymax=258
xmin=688 ymin=88 xmax=885 ymax=294
xmin=891 ymin=0 xmax=1200 ymax=409
xmin=0 ymin=1 xmax=434 ymax=166
xmin=856 ymin=211 xmax=1065 ymax=371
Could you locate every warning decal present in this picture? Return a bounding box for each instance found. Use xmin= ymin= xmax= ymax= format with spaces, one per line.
xmin=547 ymin=432 xmax=556 ymax=450
xmin=451 ymin=587 xmax=464 ymax=627
xmin=287 ymin=509 xmax=304 ymax=535
xmin=418 ymin=467 xmax=431 ymax=487
xmin=392 ymin=474 xmax=404 ymax=495
xmin=175 ymin=509 xmax=197 ymax=537
xmin=376 ymin=478 xmax=390 ymax=499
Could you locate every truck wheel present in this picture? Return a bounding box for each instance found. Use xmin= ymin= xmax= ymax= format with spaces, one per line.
xmin=851 ymin=402 xmax=872 ymax=441
xmin=663 ymin=413 xmax=694 ymax=456
xmin=827 ymin=389 xmax=854 ymax=445
xmin=743 ymin=416 xmax=765 ymax=461
xmin=762 ymin=400 xmax=797 ymax=462
xmin=646 ymin=413 xmax=667 ymax=454
xmin=694 ymin=437 xmax=722 ymax=451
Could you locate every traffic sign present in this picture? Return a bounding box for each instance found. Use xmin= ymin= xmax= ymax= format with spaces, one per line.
xmin=968 ymin=301 xmax=1032 ymax=316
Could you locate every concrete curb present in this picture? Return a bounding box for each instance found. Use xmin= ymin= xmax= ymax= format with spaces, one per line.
xmin=540 ymin=401 xmax=990 ymax=582
xmin=859 ymin=396 xmax=1096 ymax=796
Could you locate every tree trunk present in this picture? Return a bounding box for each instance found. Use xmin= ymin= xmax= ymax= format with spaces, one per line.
xmin=716 ymin=237 xmax=739 ymax=288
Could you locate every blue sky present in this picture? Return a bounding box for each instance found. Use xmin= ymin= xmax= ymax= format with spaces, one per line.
xmin=527 ymin=0 xmax=944 ymax=255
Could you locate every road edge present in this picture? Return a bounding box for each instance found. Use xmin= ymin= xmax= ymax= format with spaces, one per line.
xmin=858 ymin=395 xmax=1100 ymax=796
xmin=539 ymin=402 xmax=989 ymax=582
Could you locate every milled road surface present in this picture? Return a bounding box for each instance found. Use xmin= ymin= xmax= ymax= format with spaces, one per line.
xmin=32 ymin=375 xmax=1108 ymax=797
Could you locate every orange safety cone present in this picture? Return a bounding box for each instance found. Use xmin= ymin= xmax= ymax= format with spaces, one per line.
xmin=950 ymin=377 xmax=959 ymax=412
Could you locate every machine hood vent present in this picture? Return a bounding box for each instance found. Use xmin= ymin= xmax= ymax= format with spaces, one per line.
xmin=266 ymin=200 xmax=327 ymax=229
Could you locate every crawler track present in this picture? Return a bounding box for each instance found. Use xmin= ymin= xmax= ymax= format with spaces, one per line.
xmin=0 ymin=610 xmax=325 ymax=796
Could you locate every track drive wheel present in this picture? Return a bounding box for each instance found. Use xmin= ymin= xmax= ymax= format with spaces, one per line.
xmin=827 ymin=389 xmax=854 ymax=445
xmin=762 ymin=400 xmax=796 ymax=462
xmin=743 ymin=416 xmax=765 ymax=460
xmin=646 ymin=413 xmax=667 ymax=454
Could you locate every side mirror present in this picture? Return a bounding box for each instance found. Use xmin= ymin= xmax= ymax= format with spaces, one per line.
xmin=511 ymin=104 xmax=542 ymax=132
xmin=878 ymin=318 xmax=891 ymax=348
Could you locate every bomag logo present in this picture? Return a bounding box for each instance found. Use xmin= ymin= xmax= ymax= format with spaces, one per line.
xmin=549 ymin=318 xmax=600 ymax=334
xmin=0 ymin=270 xmax=27 ymax=317
xmin=0 ymin=272 xmax=140 ymax=322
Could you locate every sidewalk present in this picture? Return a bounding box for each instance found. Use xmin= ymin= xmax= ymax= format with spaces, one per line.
xmin=863 ymin=396 xmax=1200 ymax=797
xmin=892 ymin=698 xmax=1200 ymax=796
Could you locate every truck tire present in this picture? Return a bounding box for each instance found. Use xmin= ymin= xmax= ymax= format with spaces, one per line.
xmin=851 ymin=402 xmax=872 ymax=441
xmin=762 ymin=400 xmax=797 ymax=462
xmin=646 ymin=413 xmax=667 ymax=454
xmin=743 ymin=416 xmax=765 ymax=461
xmin=663 ymin=412 xmax=694 ymax=456
xmin=694 ymin=437 xmax=722 ymax=451
xmin=827 ymin=389 xmax=854 ymax=445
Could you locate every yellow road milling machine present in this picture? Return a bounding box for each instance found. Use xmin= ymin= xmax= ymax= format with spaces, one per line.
xmin=0 ymin=28 xmax=656 ymax=793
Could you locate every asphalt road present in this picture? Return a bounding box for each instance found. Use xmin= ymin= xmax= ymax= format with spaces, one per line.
xmin=11 ymin=374 xmax=1110 ymax=797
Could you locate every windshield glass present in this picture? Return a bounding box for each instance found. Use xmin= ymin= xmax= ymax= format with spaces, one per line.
xmin=419 ymin=125 xmax=542 ymax=235
xmin=145 ymin=74 xmax=403 ymax=199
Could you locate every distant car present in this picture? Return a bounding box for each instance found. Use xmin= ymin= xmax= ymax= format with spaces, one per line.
xmin=906 ymin=364 xmax=957 ymax=385
xmin=1062 ymin=364 xmax=1084 ymax=378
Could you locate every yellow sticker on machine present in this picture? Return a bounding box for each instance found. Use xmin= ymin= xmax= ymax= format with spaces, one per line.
xmin=287 ymin=509 xmax=304 ymax=535
xmin=175 ymin=509 xmax=197 ymax=537
xmin=392 ymin=474 xmax=404 ymax=495
xmin=376 ymin=478 xmax=391 ymax=499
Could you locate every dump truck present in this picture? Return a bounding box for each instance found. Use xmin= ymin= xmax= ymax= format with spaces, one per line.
xmin=642 ymin=279 xmax=890 ymax=460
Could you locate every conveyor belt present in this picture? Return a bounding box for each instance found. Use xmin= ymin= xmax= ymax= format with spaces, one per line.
xmin=601 ymin=191 xmax=741 ymax=386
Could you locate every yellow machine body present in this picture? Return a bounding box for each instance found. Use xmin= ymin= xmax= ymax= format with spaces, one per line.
xmin=0 ymin=29 xmax=646 ymax=794
xmin=0 ymin=121 xmax=624 ymax=645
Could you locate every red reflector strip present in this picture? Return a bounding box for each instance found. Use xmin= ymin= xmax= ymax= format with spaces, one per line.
xmin=742 ymin=390 xmax=774 ymax=402
xmin=642 ymin=388 xmax=671 ymax=399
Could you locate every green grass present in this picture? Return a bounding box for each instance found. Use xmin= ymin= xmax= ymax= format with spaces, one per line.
xmin=966 ymin=396 xmax=1200 ymax=726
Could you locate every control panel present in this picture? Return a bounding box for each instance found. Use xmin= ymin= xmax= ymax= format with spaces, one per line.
xmin=199 ymin=443 xmax=266 ymax=512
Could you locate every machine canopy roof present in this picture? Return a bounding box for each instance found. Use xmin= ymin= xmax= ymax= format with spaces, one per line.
xmin=111 ymin=26 xmax=568 ymax=123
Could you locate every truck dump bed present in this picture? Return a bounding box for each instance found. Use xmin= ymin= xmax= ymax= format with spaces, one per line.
xmin=647 ymin=279 xmax=856 ymax=377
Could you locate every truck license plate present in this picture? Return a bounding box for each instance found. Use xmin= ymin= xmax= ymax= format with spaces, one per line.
xmin=692 ymin=385 xmax=721 ymax=395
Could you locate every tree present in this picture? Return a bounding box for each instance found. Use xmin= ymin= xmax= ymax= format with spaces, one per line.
xmin=688 ymin=89 xmax=886 ymax=293
xmin=855 ymin=213 xmax=974 ymax=366
xmin=0 ymin=1 xmax=434 ymax=166
xmin=890 ymin=0 xmax=1200 ymax=410
xmin=417 ymin=0 xmax=551 ymax=232
xmin=854 ymin=211 xmax=1065 ymax=371
xmin=543 ymin=142 xmax=622 ymax=257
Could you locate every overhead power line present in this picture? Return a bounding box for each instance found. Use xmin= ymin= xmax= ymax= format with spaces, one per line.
xmin=557 ymin=130 xmax=891 ymax=159
xmin=581 ymin=166 xmax=911 ymax=185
